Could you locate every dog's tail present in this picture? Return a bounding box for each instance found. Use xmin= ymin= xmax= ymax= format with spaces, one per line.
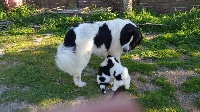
xmin=55 ymin=43 xmax=76 ymax=76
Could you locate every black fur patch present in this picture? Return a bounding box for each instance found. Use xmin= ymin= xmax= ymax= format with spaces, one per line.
xmin=107 ymin=55 xmax=112 ymax=58
xmin=114 ymin=73 xmax=122 ymax=81
xmin=94 ymin=23 xmax=112 ymax=51
xmin=120 ymin=23 xmax=143 ymax=50
xmin=98 ymin=66 xmax=111 ymax=76
xmin=101 ymin=88 xmax=105 ymax=93
xmin=99 ymin=77 xmax=106 ymax=82
xmin=100 ymin=83 xmax=109 ymax=86
xmin=113 ymin=71 xmax=116 ymax=76
xmin=120 ymin=23 xmax=134 ymax=46
xmin=63 ymin=28 xmax=76 ymax=51
xmin=107 ymin=59 xmax=114 ymax=68
xmin=129 ymin=27 xmax=143 ymax=50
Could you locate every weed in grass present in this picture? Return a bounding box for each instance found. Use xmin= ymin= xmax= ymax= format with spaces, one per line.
xmin=39 ymin=98 xmax=62 ymax=109
xmin=180 ymin=76 xmax=200 ymax=93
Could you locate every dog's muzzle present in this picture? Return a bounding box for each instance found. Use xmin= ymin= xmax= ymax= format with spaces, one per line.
xmin=123 ymin=48 xmax=129 ymax=53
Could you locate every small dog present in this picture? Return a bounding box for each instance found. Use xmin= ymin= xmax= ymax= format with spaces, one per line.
xmin=97 ymin=55 xmax=131 ymax=93
xmin=55 ymin=19 xmax=142 ymax=87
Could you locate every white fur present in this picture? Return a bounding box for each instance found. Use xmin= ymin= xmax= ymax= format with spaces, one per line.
xmin=55 ymin=19 xmax=135 ymax=87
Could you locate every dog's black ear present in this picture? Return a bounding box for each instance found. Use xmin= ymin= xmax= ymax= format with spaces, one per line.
xmin=120 ymin=23 xmax=143 ymax=51
xmin=107 ymin=55 xmax=112 ymax=58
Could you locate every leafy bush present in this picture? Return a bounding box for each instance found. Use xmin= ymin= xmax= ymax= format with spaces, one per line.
xmin=0 ymin=5 xmax=7 ymax=20
xmin=6 ymin=4 xmax=38 ymax=26
xmin=160 ymin=8 xmax=200 ymax=32
xmin=39 ymin=15 xmax=83 ymax=35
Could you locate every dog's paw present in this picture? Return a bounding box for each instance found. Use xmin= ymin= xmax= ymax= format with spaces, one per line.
xmin=112 ymin=87 xmax=118 ymax=91
xmin=77 ymin=81 xmax=87 ymax=87
xmin=125 ymin=85 xmax=130 ymax=89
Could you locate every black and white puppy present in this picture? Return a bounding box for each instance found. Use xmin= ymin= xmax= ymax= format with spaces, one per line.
xmin=55 ymin=18 xmax=142 ymax=87
xmin=97 ymin=55 xmax=130 ymax=93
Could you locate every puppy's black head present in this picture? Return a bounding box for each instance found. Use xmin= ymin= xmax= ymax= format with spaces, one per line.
xmin=120 ymin=23 xmax=143 ymax=52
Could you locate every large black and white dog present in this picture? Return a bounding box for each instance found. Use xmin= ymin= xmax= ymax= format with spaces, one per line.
xmin=55 ymin=19 xmax=142 ymax=87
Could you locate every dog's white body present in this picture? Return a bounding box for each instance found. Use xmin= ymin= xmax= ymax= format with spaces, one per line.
xmin=56 ymin=19 xmax=142 ymax=87
xmin=97 ymin=56 xmax=131 ymax=93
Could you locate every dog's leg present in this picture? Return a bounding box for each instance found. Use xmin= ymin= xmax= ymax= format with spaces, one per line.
xmin=124 ymin=83 xmax=130 ymax=89
xmin=100 ymin=84 xmax=106 ymax=94
xmin=73 ymin=75 xmax=86 ymax=87
xmin=124 ymin=76 xmax=131 ymax=89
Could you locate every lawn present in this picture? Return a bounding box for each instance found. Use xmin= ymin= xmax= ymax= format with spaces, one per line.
xmin=0 ymin=5 xmax=200 ymax=111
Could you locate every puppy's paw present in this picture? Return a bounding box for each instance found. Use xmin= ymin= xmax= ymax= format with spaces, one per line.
xmin=112 ymin=87 xmax=118 ymax=91
xmin=125 ymin=85 xmax=130 ymax=89
xmin=77 ymin=81 xmax=87 ymax=87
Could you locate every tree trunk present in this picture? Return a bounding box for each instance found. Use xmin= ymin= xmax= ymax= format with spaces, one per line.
xmin=123 ymin=0 xmax=132 ymax=13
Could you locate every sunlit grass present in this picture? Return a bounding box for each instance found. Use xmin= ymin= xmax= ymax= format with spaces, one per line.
xmin=0 ymin=5 xmax=200 ymax=111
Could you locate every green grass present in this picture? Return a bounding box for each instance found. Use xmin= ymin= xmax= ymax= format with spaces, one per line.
xmin=194 ymin=97 xmax=200 ymax=109
xmin=180 ymin=76 xmax=200 ymax=93
xmin=0 ymin=4 xmax=200 ymax=111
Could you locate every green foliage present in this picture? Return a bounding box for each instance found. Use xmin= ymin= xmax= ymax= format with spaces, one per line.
xmin=0 ymin=5 xmax=7 ymax=20
xmin=6 ymin=4 xmax=38 ymax=26
xmin=180 ymin=77 xmax=200 ymax=93
xmin=160 ymin=8 xmax=200 ymax=32
xmin=82 ymin=11 xmax=117 ymax=22
xmin=39 ymin=14 xmax=83 ymax=35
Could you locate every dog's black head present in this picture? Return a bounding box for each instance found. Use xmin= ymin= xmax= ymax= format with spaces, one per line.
xmin=120 ymin=23 xmax=143 ymax=53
